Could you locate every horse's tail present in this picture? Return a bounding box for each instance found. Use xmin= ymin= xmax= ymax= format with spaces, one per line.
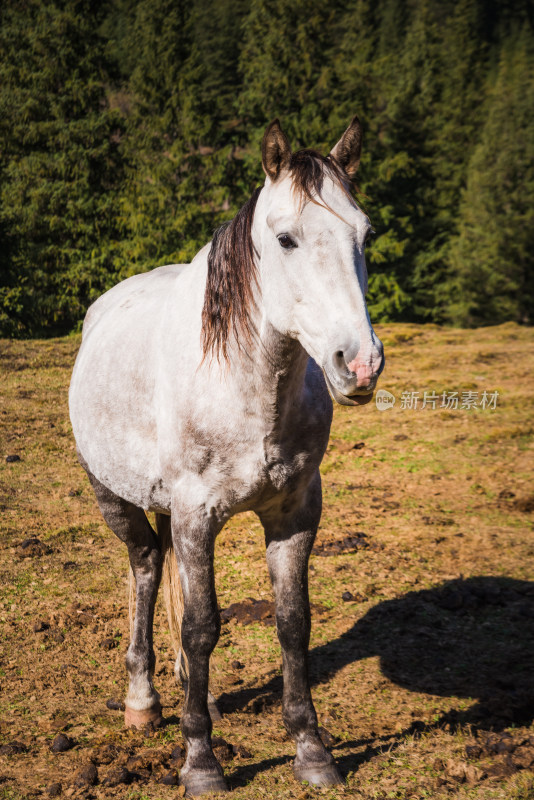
xmin=156 ymin=513 xmax=189 ymax=682
xmin=128 ymin=513 xmax=188 ymax=682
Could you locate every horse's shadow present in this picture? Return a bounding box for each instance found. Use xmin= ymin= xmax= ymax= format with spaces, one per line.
xmin=218 ymin=575 xmax=534 ymax=782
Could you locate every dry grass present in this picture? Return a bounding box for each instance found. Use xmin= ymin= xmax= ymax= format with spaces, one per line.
xmin=0 ymin=322 xmax=533 ymax=799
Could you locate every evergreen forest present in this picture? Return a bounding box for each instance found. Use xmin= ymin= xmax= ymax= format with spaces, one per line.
xmin=0 ymin=0 xmax=532 ymax=337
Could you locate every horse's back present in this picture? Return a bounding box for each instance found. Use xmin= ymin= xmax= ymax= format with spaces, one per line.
xmin=82 ymin=263 xmax=189 ymax=337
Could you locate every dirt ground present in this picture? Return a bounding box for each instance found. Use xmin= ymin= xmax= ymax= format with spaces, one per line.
xmin=0 ymin=322 xmax=533 ymax=800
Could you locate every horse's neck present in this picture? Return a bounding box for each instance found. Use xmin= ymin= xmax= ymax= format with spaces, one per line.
xmin=246 ymin=314 xmax=310 ymax=429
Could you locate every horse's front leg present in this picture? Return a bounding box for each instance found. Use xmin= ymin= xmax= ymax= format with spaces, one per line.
xmin=171 ymin=498 xmax=227 ymax=796
xmin=262 ymin=474 xmax=344 ymax=787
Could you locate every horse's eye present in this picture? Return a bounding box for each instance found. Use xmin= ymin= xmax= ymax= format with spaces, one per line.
xmin=278 ymin=234 xmax=296 ymax=250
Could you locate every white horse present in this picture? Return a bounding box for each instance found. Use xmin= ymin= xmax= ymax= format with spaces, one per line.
xmin=69 ymin=117 xmax=384 ymax=796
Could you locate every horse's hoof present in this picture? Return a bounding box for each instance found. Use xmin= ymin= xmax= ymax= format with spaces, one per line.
xmin=179 ymin=770 xmax=228 ymax=797
xmin=124 ymin=702 xmax=162 ymax=729
xmin=294 ymin=761 xmax=345 ymax=787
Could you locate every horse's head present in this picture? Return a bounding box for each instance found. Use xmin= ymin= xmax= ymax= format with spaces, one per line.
xmin=254 ymin=118 xmax=384 ymax=406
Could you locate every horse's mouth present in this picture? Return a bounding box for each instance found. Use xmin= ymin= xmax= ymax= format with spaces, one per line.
xmin=322 ymin=371 xmax=375 ymax=407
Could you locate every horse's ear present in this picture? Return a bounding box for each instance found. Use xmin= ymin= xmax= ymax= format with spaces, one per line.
xmin=329 ymin=116 xmax=363 ymax=178
xmin=262 ymin=119 xmax=291 ymax=180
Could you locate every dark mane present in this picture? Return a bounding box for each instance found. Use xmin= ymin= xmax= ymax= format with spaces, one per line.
xmin=201 ymin=152 xmax=353 ymax=361
xmin=201 ymin=187 xmax=262 ymax=362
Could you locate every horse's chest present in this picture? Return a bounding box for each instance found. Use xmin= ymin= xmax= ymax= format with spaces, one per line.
xmin=262 ymin=444 xmax=313 ymax=491
xmin=205 ymin=443 xmax=313 ymax=519
xmin=177 ymin=393 xmax=331 ymax=517
xmin=251 ymin=423 xmax=328 ymax=513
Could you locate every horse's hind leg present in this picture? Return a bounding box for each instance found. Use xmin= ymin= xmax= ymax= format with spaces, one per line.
xmin=82 ymin=461 xmax=162 ymax=728
xmin=262 ymin=475 xmax=344 ymax=787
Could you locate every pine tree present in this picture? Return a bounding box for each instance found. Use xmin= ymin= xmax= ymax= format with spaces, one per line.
xmin=0 ymin=0 xmax=532 ymax=336
xmin=0 ymin=0 xmax=124 ymax=337
xmin=445 ymin=29 xmax=534 ymax=325
xmin=109 ymin=0 xmax=195 ymax=271
xmin=331 ymin=0 xmax=420 ymax=321
xmin=115 ymin=0 xmax=252 ymax=273
xmin=343 ymin=0 xmax=488 ymax=322
xmin=238 ymin=0 xmax=345 ymax=146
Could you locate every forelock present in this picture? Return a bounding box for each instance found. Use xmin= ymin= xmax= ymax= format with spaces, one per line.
xmin=288 ymin=149 xmax=352 ymax=207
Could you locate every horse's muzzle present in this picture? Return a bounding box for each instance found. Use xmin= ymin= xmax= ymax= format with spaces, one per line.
xmin=324 ymin=341 xmax=384 ymax=406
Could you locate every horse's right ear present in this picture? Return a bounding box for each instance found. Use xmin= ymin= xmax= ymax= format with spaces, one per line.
xmin=330 ymin=116 xmax=363 ymax=178
xmin=262 ymin=119 xmax=291 ymax=181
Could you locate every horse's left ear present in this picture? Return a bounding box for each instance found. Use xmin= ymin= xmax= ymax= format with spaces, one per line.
xmin=262 ymin=119 xmax=292 ymax=181
xmin=329 ymin=116 xmax=363 ymax=177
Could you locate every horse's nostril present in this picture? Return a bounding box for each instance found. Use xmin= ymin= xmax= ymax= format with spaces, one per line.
xmin=333 ymin=349 xmax=351 ymax=374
